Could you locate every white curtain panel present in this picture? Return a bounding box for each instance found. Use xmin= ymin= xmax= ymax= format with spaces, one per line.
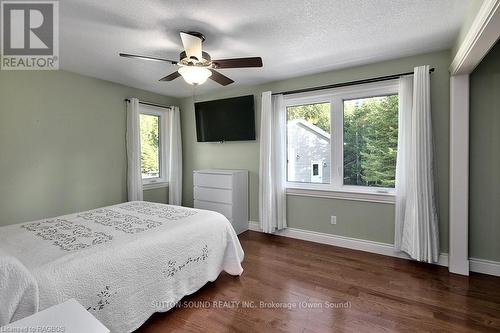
xmin=259 ymin=91 xmax=287 ymax=233
xmin=394 ymin=65 xmax=439 ymax=263
xmin=126 ymin=98 xmax=143 ymax=201
xmin=168 ymin=106 xmax=183 ymax=206
xmin=394 ymin=76 xmax=413 ymax=251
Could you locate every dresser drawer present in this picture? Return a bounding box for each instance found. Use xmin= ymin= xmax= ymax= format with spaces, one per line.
xmin=194 ymin=172 xmax=233 ymax=189
xmin=194 ymin=186 xmax=233 ymax=204
xmin=194 ymin=200 xmax=233 ymax=220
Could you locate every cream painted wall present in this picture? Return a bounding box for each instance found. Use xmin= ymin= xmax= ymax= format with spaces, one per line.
xmin=180 ymin=50 xmax=451 ymax=250
xmin=0 ymin=70 xmax=176 ymax=226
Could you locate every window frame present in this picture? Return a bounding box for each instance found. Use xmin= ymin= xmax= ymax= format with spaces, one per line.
xmin=139 ymin=106 xmax=168 ymax=188
xmin=283 ymin=79 xmax=399 ymax=201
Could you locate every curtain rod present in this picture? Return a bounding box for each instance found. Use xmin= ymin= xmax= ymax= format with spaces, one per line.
xmin=272 ymin=68 xmax=435 ymax=96
xmin=124 ymin=99 xmax=171 ymax=109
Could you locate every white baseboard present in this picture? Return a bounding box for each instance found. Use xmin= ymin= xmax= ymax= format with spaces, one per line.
xmin=248 ymin=222 xmax=500 ymax=277
xmin=470 ymin=258 xmax=500 ymax=277
xmin=248 ymin=221 xmax=449 ymax=267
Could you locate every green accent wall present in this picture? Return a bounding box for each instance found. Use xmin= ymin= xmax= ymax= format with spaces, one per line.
xmin=0 ymin=70 xmax=175 ymax=226
xmin=469 ymin=41 xmax=500 ymax=261
xmin=143 ymin=186 xmax=168 ymax=204
xmin=180 ymin=50 xmax=451 ymax=250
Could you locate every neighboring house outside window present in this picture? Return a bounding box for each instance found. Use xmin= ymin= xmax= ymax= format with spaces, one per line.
xmin=287 ymin=119 xmax=330 ymax=184
xmin=284 ymin=80 xmax=398 ymax=201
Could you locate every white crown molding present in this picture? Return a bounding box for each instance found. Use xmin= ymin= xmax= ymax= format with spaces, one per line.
xmin=450 ymin=0 xmax=500 ymax=75
xmin=248 ymin=222 xmax=500 ymax=277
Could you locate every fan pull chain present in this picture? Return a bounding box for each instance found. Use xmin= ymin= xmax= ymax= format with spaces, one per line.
xmin=192 ymin=85 xmax=198 ymax=103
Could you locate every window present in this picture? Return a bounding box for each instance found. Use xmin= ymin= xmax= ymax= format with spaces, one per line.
xmin=287 ymin=102 xmax=330 ymax=184
xmin=284 ymin=80 xmax=398 ymax=196
xmin=140 ymin=107 xmax=167 ymax=186
xmin=343 ymin=95 xmax=398 ymax=188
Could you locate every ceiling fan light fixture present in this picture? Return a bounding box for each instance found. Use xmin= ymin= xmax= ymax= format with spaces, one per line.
xmin=120 ymin=31 xmax=263 ymax=87
xmin=178 ymin=66 xmax=212 ymax=85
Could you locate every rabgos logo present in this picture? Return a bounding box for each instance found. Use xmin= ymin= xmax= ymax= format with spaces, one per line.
xmin=1 ymin=0 xmax=59 ymax=70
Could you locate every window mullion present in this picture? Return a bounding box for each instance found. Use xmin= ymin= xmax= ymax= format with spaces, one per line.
xmin=331 ymin=96 xmax=343 ymax=190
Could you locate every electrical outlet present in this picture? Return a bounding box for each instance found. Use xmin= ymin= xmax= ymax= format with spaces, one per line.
xmin=330 ymin=216 xmax=337 ymax=225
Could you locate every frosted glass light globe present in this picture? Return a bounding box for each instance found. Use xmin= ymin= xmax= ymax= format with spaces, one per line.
xmin=178 ymin=66 xmax=212 ymax=85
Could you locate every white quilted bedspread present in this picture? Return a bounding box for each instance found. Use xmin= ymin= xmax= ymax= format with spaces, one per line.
xmin=0 ymin=201 xmax=244 ymax=332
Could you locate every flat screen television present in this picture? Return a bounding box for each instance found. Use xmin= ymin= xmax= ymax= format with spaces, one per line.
xmin=195 ymin=95 xmax=256 ymax=142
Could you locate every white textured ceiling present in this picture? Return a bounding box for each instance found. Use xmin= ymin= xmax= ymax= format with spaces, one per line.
xmin=60 ymin=0 xmax=471 ymax=97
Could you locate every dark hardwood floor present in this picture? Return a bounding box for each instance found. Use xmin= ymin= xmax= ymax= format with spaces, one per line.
xmin=136 ymin=231 xmax=500 ymax=333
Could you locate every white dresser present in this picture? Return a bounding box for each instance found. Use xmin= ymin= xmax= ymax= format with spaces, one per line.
xmin=193 ymin=169 xmax=248 ymax=234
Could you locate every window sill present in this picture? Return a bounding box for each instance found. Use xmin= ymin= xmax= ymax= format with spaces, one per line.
xmin=143 ymin=182 xmax=169 ymax=190
xmin=286 ymin=187 xmax=395 ymax=204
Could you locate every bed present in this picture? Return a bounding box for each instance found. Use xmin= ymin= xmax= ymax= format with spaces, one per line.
xmin=0 ymin=201 xmax=244 ymax=332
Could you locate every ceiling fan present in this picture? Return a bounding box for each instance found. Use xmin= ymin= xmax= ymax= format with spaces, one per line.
xmin=119 ymin=31 xmax=263 ymax=86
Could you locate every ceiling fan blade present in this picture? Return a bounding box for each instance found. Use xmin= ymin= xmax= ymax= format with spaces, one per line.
xmin=119 ymin=53 xmax=177 ymax=64
xmin=212 ymin=57 xmax=263 ymax=69
xmin=180 ymin=32 xmax=203 ymax=62
xmin=159 ymin=71 xmax=181 ymax=81
xmin=209 ymin=69 xmax=234 ymax=86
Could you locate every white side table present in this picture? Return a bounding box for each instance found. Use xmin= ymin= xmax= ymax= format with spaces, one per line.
xmin=1 ymin=299 xmax=109 ymax=333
